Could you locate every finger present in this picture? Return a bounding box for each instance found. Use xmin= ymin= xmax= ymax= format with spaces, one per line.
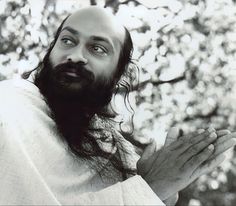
xmin=171 ymin=127 xmax=215 ymax=152
xmin=179 ymin=129 xmax=205 ymax=141
xmin=177 ymin=131 xmax=217 ymax=163
xmin=181 ymin=144 xmax=215 ymax=172
xmin=163 ymin=193 xmax=179 ymax=204
xmin=181 ymin=126 xmax=215 ymax=141
xmin=192 ymin=154 xmax=226 ymax=179
xmin=137 ymin=139 xmax=157 ymax=176
xmin=210 ymin=133 xmax=236 ymax=160
xmin=167 ymin=130 xmax=203 ymax=151
xmin=216 ymin=129 xmax=231 ymax=137
xmin=154 ymin=128 xmax=217 ymax=171
xmin=141 ymin=139 xmax=157 ymax=160
xmin=189 ymin=127 xmax=216 ymax=145
xmin=165 ymin=127 xmax=181 ymax=147
xmin=214 ymin=131 xmax=235 ymax=146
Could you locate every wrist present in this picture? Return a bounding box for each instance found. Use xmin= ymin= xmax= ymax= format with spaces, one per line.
xmin=144 ymin=178 xmax=167 ymax=201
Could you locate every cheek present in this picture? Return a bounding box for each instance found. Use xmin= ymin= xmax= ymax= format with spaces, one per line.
xmin=91 ymin=60 xmax=117 ymax=80
xmin=91 ymin=53 xmax=120 ymax=78
xmin=49 ymin=45 xmax=66 ymax=67
xmin=49 ymin=49 xmax=58 ymax=67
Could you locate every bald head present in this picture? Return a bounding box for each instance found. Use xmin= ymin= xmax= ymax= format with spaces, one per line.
xmin=48 ymin=6 xmax=133 ymax=84
xmin=38 ymin=5 xmax=133 ymax=102
xmin=64 ymin=6 xmax=126 ymax=45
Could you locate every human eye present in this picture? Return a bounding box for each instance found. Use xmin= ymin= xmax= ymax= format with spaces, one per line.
xmin=60 ymin=36 xmax=76 ymax=47
xmin=90 ymin=45 xmax=108 ymax=56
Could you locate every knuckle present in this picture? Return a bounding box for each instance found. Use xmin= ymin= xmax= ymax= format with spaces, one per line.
xmin=170 ymin=140 xmax=183 ymax=151
xmin=194 ymin=154 xmax=204 ymax=164
xmin=221 ymin=154 xmax=226 ymax=160
xmin=181 ymin=160 xmax=194 ymax=172
xmin=179 ymin=163 xmax=187 ymax=172
xmin=176 ymin=158 xmax=183 ymax=167
xmin=136 ymin=159 xmax=143 ymax=169
xmin=186 ymin=138 xmax=193 ymax=144
xmin=172 ymin=193 xmax=179 ymax=203
xmin=180 ymin=138 xmax=193 ymax=149
xmin=178 ymin=136 xmax=185 ymax=143
xmin=200 ymin=131 xmax=211 ymax=140
xmin=191 ymin=144 xmax=201 ymax=154
xmin=195 ymin=149 xmax=211 ymax=162
xmin=188 ymin=159 xmax=196 ymax=167
xmin=192 ymin=134 xmax=205 ymax=144
xmin=204 ymin=147 xmax=213 ymax=155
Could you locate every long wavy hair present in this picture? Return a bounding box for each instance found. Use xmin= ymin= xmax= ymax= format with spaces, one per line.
xmin=22 ymin=15 xmax=140 ymax=179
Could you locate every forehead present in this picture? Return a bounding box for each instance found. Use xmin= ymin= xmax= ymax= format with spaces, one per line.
xmin=62 ymin=7 xmax=125 ymax=47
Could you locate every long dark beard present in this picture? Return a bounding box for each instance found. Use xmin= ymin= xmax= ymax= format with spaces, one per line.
xmin=23 ymin=22 xmax=137 ymax=179
xmin=34 ymin=59 xmax=136 ymax=179
xmin=34 ymin=57 xmax=117 ymax=158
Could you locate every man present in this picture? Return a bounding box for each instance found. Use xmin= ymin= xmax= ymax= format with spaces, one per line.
xmin=0 ymin=6 xmax=235 ymax=205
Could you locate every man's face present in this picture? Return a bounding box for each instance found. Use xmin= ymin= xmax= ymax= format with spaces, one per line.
xmin=33 ymin=7 xmax=128 ymax=159
xmin=48 ymin=7 xmax=125 ymax=95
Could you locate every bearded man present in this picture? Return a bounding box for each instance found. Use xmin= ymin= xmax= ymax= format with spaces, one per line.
xmin=0 ymin=6 xmax=235 ymax=205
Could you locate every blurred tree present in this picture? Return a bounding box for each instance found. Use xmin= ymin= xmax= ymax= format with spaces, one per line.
xmin=1 ymin=0 xmax=236 ymax=205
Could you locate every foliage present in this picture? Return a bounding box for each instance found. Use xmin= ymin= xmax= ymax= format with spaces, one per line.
xmin=1 ymin=0 xmax=236 ymax=205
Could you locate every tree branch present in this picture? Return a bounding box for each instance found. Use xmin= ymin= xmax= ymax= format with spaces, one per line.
xmin=90 ymin=0 xmax=97 ymax=5
xmin=117 ymin=73 xmax=186 ymax=94
xmin=138 ymin=73 xmax=185 ymax=90
xmin=119 ymin=0 xmax=141 ymax=6
xmin=183 ymin=104 xmax=219 ymax=122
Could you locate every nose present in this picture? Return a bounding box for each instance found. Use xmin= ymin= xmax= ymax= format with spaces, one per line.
xmin=67 ymin=47 xmax=88 ymax=64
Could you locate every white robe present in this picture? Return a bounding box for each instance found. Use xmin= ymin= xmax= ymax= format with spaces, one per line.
xmin=0 ymin=79 xmax=165 ymax=205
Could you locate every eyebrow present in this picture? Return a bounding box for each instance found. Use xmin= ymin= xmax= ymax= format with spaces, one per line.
xmin=61 ymin=26 xmax=115 ymax=51
xmin=61 ymin=26 xmax=79 ymax=36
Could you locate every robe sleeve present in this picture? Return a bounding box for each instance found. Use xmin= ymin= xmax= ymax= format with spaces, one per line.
xmin=0 ymin=80 xmax=165 ymax=205
xmin=76 ymin=175 xmax=165 ymax=205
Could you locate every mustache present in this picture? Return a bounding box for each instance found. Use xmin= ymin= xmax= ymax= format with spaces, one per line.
xmin=53 ymin=62 xmax=95 ymax=82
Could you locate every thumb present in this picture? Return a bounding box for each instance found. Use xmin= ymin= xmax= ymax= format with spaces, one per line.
xmin=137 ymin=139 xmax=156 ymax=176
xmin=141 ymin=139 xmax=157 ymax=160
xmin=165 ymin=127 xmax=181 ymax=147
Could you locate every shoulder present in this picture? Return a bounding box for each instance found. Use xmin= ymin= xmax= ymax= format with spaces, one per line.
xmin=0 ymin=78 xmax=41 ymax=101
xmin=0 ymin=78 xmax=38 ymax=93
xmin=0 ymin=78 xmax=47 ymax=113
